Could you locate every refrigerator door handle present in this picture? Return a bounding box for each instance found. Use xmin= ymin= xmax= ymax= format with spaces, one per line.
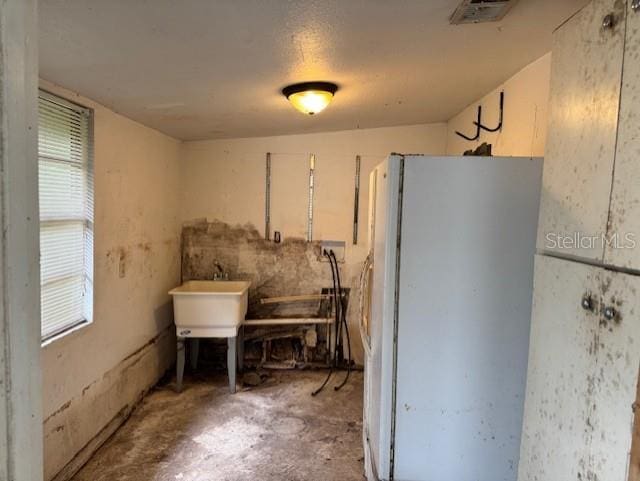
xmin=359 ymin=251 xmax=373 ymax=352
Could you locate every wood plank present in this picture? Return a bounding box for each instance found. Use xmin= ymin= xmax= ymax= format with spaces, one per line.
xmin=259 ymin=294 xmax=330 ymax=305
xmin=243 ymin=318 xmax=332 ymax=326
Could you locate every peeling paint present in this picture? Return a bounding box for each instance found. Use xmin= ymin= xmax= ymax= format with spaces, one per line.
xmin=44 ymin=328 xmax=175 ymax=481
xmin=181 ymin=219 xmax=358 ymax=365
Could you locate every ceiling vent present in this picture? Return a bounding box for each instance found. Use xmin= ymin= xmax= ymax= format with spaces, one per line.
xmin=450 ymin=0 xmax=519 ymax=25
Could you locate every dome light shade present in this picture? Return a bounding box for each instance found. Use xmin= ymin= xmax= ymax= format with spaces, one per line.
xmin=282 ymin=82 xmax=338 ymax=115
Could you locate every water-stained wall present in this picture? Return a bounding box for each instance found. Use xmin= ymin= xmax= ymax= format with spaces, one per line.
xmin=40 ymin=81 xmax=182 ymax=481
xmin=182 ymin=220 xmax=333 ymax=319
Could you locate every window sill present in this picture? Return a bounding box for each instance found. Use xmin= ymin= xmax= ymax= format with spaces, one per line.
xmin=41 ymin=319 xmax=92 ymax=347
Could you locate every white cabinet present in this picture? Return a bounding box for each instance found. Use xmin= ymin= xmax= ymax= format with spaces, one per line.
xmin=537 ymin=0 xmax=626 ymax=262
xmin=518 ymin=255 xmax=600 ymax=481
xmin=525 ymin=2 xmax=640 ymax=479
xmin=591 ymin=268 xmax=640 ymax=481
xmin=519 ymin=255 xmax=640 ymax=481
xmin=605 ymin=0 xmax=640 ymax=270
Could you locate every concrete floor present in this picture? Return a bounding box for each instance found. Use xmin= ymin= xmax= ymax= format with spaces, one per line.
xmin=73 ymin=369 xmax=365 ymax=481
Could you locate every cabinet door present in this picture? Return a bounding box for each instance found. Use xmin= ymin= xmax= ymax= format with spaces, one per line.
xmin=537 ymin=0 xmax=625 ymax=262
xmin=591 ymin=269 xmax=640 ymax=481
xmin=518 ymin=255 xmax=601 ymax=481
xmin=628 ymin=374 xmax=640 ymax=481
xmin=605 ymin=1 xmax=640 ymax=271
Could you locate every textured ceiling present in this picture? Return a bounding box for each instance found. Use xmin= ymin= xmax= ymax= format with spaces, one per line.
xmin=39 ymin=0 xmax=586 ymax=141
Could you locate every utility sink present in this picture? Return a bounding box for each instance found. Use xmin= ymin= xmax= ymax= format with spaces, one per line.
xmin=169 ymin=280 xmax=251 ymax=394
xmin=169 ymin=280 xmax=250 ymax=338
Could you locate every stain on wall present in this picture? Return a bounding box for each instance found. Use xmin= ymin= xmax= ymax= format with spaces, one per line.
xmin=182 ymin=219 xmax=360 ymax=365
xmin=182 ymin=219 xmax=336 ymax=319
xmin=40 ymin=80 xmax=182 ymax=481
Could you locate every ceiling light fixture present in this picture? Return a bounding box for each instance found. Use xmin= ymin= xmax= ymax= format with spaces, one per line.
xmin=282 ymin=81 xmax=338 ymax=115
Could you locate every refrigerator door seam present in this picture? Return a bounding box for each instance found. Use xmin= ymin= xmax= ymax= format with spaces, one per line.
xmin=389 ymin=155 xmax=405 ymax=480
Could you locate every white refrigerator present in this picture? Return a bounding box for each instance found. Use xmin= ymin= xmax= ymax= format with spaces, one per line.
xmin=360 ymin=154 xmax=543 ymax=481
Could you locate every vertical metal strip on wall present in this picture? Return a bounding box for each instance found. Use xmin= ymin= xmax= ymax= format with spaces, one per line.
xmin=353 ymin=155 xmax=361 ymax=245
xmin=307 ymin=154 xmax=316 ymax=242
xmin=265 ymin=152 xmax=271 ymax=240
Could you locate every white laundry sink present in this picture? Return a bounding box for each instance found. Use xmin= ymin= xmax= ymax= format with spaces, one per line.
xmin=169 ymin=280 xmax=250 ymax=338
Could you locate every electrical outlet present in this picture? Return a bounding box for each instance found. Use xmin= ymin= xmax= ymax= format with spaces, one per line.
xmin=320 ymin=240 xmax=346 ymax=263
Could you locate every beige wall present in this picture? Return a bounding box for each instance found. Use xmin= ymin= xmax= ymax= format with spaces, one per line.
xmin=446 ymin=53 xmax=551 ymax=157
xmin=40 ymin=81 xmax=182 ymax=481
xmin=181 ymin=123 xmax=448 ymax=364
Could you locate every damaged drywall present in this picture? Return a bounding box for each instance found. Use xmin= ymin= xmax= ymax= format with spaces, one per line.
xmin=45 ymin=328 xmax=175 ymax=481
xmin=40 ymin=80 xmax=183 ymax=481
xmin=182 ymin=219 xmax=360 ymax=366
xmin=182 ymin=219 xmax=332 ymax=318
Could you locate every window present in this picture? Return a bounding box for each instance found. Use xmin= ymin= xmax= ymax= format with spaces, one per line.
xmin=38 ymin=91 xmax=94 ymax=341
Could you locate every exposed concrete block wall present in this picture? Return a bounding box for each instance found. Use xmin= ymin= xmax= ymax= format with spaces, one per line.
xmin=182 ymin=221 xmax=332 ymax=319
xmin=182 ymin=221 xmax=336 ymax=364
xmin=39 ymin=81 xmax=182 ymax=481
xmin=180 ymin=123 xmax=448 ymax=365
xmin=446 ymin=53 xmax=551 ymax=157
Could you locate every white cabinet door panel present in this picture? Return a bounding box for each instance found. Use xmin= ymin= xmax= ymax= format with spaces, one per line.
xmin=518 ymin=255 xmax=601 ymax=481
xmin=605 ymin=1 xmax=640 ymax=271
xmin=591 ymin=269 xmax=640 ymax=481
xmin=537 ymin=0 xmax=625 ymax=262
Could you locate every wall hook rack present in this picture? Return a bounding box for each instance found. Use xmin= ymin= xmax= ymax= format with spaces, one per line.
xmin=455 ymin=106 xmax=482 ymax=141
xmin=454 ymin=91 xmax=505 ymax=141
xmin=474 ymin=91 xmax=504 ymax=133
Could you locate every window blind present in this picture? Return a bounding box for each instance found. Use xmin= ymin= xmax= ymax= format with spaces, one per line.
xmin=38 ymin=91 xmax=94 ymax=341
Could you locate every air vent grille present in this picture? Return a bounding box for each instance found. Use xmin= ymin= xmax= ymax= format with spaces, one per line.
xmin=450 ymin=0 xmax=518 ymax=25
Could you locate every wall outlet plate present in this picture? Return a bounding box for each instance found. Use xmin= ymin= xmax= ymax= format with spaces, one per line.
xmin=320 ymin=240 xmax=346 ymax=263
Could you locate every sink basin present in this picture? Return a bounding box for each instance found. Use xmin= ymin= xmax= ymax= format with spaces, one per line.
xmin=169 ymin=280 xmax=250 ymax=337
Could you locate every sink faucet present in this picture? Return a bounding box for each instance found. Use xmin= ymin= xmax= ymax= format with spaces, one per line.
xmin=213 ymin=263 xmax=229 ymax=281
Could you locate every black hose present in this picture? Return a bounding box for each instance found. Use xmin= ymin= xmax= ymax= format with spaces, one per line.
xmin=331 ymin=250 xmax=351 ymax=391
xmin=333 ymin=258 xmax=344 ymax=366
xmin=312 ymin=249 xmax=339 ymax=396
xmin=327 ymin=251 xmax=342 ymax=369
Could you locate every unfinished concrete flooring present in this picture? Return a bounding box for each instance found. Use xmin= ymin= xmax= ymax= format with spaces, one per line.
xmin=72 ymin=370 xmax=365 ymax=481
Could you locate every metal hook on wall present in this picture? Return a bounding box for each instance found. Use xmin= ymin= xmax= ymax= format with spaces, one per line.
xmin=454 ymin=91 xmax=505 ymax=141
xmin=474 ymin=91 xmax=504 ymax=133
xmin=455 ymin=105 xmax=482 ymax=141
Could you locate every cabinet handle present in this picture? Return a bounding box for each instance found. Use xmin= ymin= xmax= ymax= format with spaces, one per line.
xmin=603 ymin=306 xmax=617 ymax=321
xmin=581 ymin=293 xmax=595 ymax=312
xmin=633 ymin=0 xmax=640 ymax=13
xmin=602 ymin=13 xmax=616 ymax=29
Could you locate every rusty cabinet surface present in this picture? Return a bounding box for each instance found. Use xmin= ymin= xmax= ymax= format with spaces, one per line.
xmin=591 ymin=268 xmax=640 ymax=481
xmin=606 ymin=1 xmax=640 ymax=271
xmin=519 ymin=255 xmax=640 ymax=481
xmin=537 ymin=0 xmax=625 ymax=262
xmin=518 ymin=255 xmax=600 ymax=481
